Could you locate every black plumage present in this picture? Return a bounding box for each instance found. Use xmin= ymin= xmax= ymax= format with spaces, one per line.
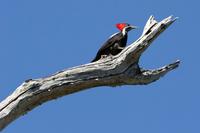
xmin=91 ymin=32 xmax=127 ymax=62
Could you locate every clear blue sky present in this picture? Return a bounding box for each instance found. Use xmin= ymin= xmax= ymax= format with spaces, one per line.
xmin=0 ymin=0 xmax=199 ymax=132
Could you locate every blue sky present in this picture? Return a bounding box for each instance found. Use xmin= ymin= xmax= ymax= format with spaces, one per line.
xmin=0 ymin=0 xmax=199 ymax=132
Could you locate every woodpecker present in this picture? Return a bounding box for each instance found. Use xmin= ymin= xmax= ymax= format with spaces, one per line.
xmin=91 ymin=23 xmax=136 ymax=62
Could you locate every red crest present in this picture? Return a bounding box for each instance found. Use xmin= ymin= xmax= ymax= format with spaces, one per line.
xmin=116 ymin=23 xmax=127 ymax=31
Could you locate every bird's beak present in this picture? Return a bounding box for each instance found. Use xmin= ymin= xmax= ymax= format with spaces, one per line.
xmin=127 ymin=25 xmax=137 ymax=31
xmin=130 ymin=25 xmax=137 ymax=29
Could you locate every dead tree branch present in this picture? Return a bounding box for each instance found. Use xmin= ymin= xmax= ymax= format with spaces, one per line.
xmin=0 ymin=16 xmax=180 ymax=131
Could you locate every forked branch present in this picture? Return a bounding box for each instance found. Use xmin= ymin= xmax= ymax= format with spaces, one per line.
xmin=0 ymin=16 xmax=180 ymax=131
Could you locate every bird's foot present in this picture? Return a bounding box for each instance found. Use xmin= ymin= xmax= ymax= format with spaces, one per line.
xmin=100 ymin=55 xmax=108 ymax=59
xmin=117 ymin=46 xmax=125 ymax=50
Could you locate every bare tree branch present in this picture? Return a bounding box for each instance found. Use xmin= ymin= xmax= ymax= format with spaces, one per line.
xmin=0 ymin=16 xmax=180 ymax=131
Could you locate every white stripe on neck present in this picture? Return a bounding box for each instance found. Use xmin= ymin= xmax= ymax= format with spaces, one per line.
xmin=122 ymin=28 xmax=127 ymax=36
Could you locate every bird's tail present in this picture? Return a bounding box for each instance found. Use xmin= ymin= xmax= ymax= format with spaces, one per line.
xmin=91 ymin=56 xmax=98 ymax=62
xmin=91 ymin=53 xmax=100 ymax=62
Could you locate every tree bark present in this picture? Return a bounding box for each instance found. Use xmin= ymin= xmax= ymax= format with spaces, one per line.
xmin=0 ymin=16 xmax=180 ymax=131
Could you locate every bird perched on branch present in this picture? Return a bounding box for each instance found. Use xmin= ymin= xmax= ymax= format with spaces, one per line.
xmin=91 ymin=23 xmax=137 ymax=62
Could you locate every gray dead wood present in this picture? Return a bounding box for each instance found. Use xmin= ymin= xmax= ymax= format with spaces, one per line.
xmin=0 ymin=16 xmax=180 ymax=131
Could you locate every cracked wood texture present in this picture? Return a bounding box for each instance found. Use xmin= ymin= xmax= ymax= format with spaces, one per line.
xmin=0 ymin=16 xmax=180 ymax=131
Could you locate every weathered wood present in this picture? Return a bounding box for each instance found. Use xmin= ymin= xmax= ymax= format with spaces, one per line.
xmin=0 ymin=16 xmax=180 ymax=131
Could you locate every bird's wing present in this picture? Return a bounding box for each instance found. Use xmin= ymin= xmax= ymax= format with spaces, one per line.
xmin=91 ymin=32 xmax=124 ymax=62
xmin=98 ymin=32 xmax=123 ymax=52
